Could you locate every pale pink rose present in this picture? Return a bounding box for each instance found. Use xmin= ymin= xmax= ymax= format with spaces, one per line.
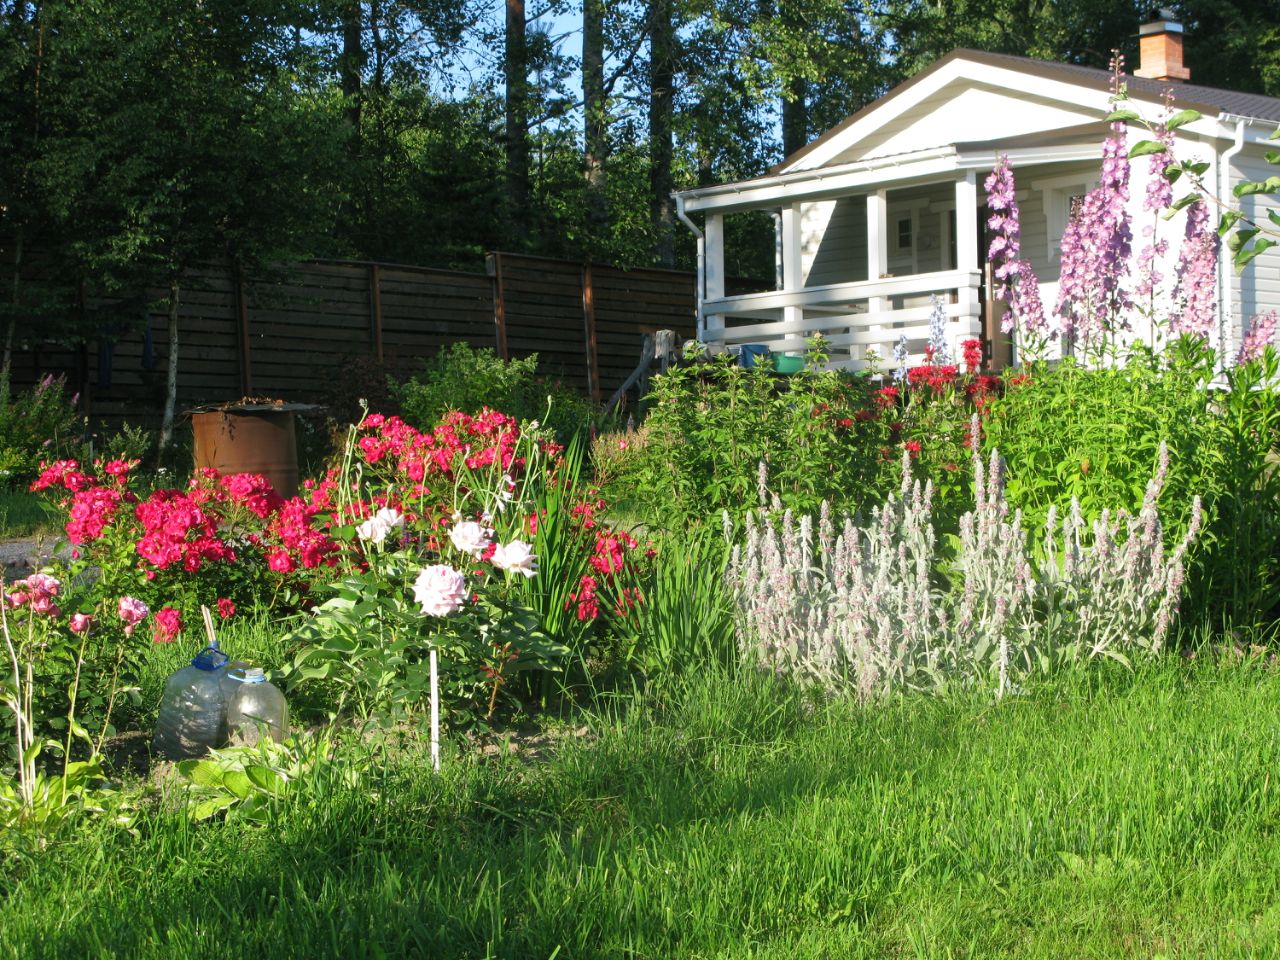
xmin=356 ymin=507 xmax=404 ymax=546
xmin=69 ymin=613 xmax=94 ymax=634
xmin=413 ymin=565 xmax=467 ymax=617
xmin=491 ymin=540 xmax=538 ymax=578
xmin=448 ymin=520 xmax=492 ymax=559
xmin=118 ymin=596 xmax=149 ymax=636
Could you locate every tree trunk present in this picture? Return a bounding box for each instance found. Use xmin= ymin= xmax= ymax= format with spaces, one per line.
xmin=341 ymin=1 xmax=363 ymax=137
xmin=582 ymin=0 xmax=608 ymax=249
xmin=1 ymin=232 xmax=22 ymax=412
xmin=781 ymin=76 xmax=808 ymax=156
xmin=648 ymin=0 xmax=675 ymax=268
xmin=504 ymin=0 xmax=530 ymax=241
xmin=158 ymin=282 xmax=180 ymax=454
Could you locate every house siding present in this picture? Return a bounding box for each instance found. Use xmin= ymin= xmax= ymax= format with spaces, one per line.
xmin=803 ymin=197 xmax=868 ymax=286
xmin=1232 ymin=149 xmax=1280 ymax=358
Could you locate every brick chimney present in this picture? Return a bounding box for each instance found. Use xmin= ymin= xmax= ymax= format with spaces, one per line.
xmin=1135 ymin=9 xmax=1190 ymax=82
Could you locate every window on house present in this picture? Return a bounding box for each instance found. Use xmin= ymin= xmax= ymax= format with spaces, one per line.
xmin=1046 ymin=185 xmax=1091 ymax=261
xmin=897 ymin=217 xmax=913 ymax=250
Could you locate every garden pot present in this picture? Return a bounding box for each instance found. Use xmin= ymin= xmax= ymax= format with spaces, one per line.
xmin=190 ymin=402 xmax=306 ymax=499
xmin=739 ymin=344 xmax=771 ymax=369
xmin=772 ymin=354 xmax=806 ymax=374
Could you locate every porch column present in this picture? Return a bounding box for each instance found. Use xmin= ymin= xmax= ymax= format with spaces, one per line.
xmin=866 ymin=190 xmax=888 ymax=356
xmin=780 ymin=203 xmax=803 ymax=329
xmin=954 ymin=172 xmax=981 ymax=353
xmin=705 ymin=213 xmax=725 ymax=337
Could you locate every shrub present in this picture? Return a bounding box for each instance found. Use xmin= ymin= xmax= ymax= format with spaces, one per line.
xmin=982 ymin=339 xmax=1280 ymax=626
xmin=393 ymin=342 xmax=595 ymax=442
xmin=0 ymin=375 xmax=79 ymax=487
xmin=601 ymin=340 xmax=998 ymax=531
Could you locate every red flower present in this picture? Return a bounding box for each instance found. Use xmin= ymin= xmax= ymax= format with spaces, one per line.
xmin=904 ymin=440 xmax=922 ymax=458
xmin=153 ymin=606 xmax=182 ymax=644
xmin=217 ymin=598 xmax=236 ymax=619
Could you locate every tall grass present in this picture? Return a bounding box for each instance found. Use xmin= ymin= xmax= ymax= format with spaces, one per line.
xmin=4 ymin=657 xmax=1280 ymax=958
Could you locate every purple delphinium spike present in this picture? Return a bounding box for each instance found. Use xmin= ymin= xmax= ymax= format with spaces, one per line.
xmin=1170 ymin=199 xmax=1218 ymax=338
xmin=1056 ymin=57 xmax=1134 ymax=350
xmin=1237 ymin=310 xmax=1278 ymax=365
xmin=984 ymin=154 xmax=1050 ymax=340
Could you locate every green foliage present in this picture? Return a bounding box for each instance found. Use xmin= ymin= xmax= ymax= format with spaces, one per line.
xmin=0 ymin=376 xmax=79 ymax=486
xmin=602 ymin=522 xmax=737 ymax=688
xmin=601 ymin=344 xmax=889 ymax=527
xmin=983 ymin=349 xmax=1220 ymax=546
xmin=392 ymin=342 xmax=596 ymax=443
xmin=174 ymin=733 xmax=359 ymax=822
xmin=8 ymin=661 xmax=1280 ymax=955
xmin=983 ymin=342 xmax=1280 ymax=626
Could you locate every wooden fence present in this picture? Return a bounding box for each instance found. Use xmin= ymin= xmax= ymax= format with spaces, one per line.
xmin=10 ymin=251 xmax=703 ymax=426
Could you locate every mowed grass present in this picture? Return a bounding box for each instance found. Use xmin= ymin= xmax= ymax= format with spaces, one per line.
xmin=4 ymin=657 xmax=1280 ymax=959
xmin=0 ymin=487 xmax=58 ymax=540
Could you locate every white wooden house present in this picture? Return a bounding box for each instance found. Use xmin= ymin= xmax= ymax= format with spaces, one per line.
xmin=674 ymin=13 xmax=1280 ymax=369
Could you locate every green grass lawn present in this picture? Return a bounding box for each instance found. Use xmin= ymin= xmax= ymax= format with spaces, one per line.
xmin=4 ymin=656 xmax=1280 ymax=959
xmin=0 ymin=488 xmax=58 ymax=540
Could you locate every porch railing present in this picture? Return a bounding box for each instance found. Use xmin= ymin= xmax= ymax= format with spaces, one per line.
xmin=703 ymin=268 xmax=984 ymax=370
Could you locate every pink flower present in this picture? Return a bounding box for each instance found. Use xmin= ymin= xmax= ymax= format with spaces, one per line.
xmin=153 ymin=606 xmax=181 ymax=644
xmin=1237 ymin=310 xmax=1278 ymax=365
xmin=413 ymin=564 xmax=467 ymax=616
xmin=24 ymin=573 xmax=61 ymax=596
xmin=118 ymin=596 xmax=149 ymax=637
xmin=29 ymin=595 xmax=60 ymax=617
xmin=69 ymin=613 xmax=94 ymax=634
xmin=217 ymin=598 xmax=236 ymax=619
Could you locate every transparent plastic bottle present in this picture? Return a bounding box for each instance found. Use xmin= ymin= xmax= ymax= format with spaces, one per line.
xmin=225 ymin=668 xmax=289 ymax=745
xmin=153 ymin=641 xmax=230 ymax=760
xmin=219 ymin=660 xmax=251 ymax=702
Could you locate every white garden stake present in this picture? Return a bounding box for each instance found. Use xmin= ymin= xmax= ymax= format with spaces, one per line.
xmin=430 ymin=647 xmax=440 ymax=772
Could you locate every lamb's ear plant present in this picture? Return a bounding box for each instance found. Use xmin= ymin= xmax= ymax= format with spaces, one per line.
xmin=729 ymin=432 xmax=1200 ymax=700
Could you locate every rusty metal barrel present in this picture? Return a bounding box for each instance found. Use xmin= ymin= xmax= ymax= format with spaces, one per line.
xmin=190 ymin=402 xmax=312 ymax=500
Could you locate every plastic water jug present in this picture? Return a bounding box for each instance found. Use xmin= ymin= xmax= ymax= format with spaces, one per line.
xmin=153 ymin=640 xmax=230 ymax=760
xmin=225 ymin=668 xmax=289 ymax=745
xmin=219 ymin=660 xmax=251 ymax=701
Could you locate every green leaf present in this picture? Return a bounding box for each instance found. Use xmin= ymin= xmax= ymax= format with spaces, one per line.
xmin=222 ymin=770 xmax=253 ymax=799
xmin=1234 ymin=176 xmax=1280 ymax=198
xmin=1127 ymin=140 xmax=1168 ymax=160
xmin=1218 ymin=210 xmax=1245 ymax=236
xmin=1162 ymin=193 xmax=1200 ymax=219
xmin=183 ymin=759 xmax=225 ymax=787
xmin=245 ymin=765 xmax=286 ymax=795
xmin=1236 ymin=239 xmax=1278 ymax=271
xmin=1105 ymin=108 xmax=1142 ymax=123
xmin=1165 ymin=108 xmax=1201 ymax=131
xmin=190 ymin=795 xmax=236 ymax=821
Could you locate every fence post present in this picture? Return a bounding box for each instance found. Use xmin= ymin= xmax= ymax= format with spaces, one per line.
xmin=487 ymin=252 xmax=510 ymax=360
xmin=368 ymin=263 xmax=384 ymax=364
xmin=235 ymin=270 xmax=254 ymax=396
xmin=581 ymin=263 xmax=601 ymax=403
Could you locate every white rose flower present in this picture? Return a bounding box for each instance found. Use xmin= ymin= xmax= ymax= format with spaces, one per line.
xmin=449 ymin=519 xmax=493 ymax=558
xmin=413 ymin=565 xmax=468 ymax=617
xmin=491 ymin=540 xmax=538 ymax=578
xmin=356 ymin=506 xmax=404 ymax=545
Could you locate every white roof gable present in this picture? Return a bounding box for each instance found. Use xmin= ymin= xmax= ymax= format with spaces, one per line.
xmin=781 ymin=49 xmax=1242 ymax=175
